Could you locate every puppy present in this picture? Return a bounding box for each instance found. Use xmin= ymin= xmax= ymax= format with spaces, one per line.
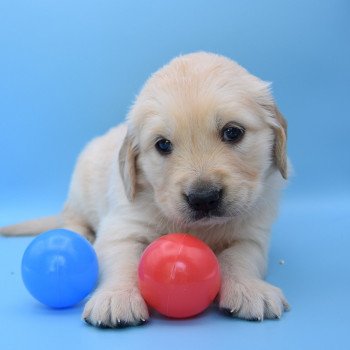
xmin=0 ymin=52 xmax=289 ymax=327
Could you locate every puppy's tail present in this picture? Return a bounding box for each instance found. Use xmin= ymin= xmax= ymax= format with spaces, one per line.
xmin=0 ymin=215 xmax=60 ymax=237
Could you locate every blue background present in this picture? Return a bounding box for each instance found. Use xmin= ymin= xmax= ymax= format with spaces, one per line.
xmin=1 ymin=1 xmax=349 ymax=349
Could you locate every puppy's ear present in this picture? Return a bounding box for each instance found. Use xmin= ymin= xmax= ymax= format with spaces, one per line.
xmin=119 ymin=130 xmax=139 ymax=201
xmin=271 ymin=105 xmax=288 ymax=179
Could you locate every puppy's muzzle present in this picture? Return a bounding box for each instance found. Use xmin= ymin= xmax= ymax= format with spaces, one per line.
xmin=184 ymin=185 xmax=224 ymax=219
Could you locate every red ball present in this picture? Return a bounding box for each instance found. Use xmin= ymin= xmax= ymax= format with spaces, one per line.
xmin=138 ymin=233 xmax=221 ymax=319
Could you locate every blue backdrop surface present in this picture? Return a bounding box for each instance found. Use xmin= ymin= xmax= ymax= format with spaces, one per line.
xmin=0 ymin=1 xmax=349 ymax=349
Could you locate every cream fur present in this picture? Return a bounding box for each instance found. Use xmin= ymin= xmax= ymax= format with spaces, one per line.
xmin=0 ymin=52 xmax=289 ymax=327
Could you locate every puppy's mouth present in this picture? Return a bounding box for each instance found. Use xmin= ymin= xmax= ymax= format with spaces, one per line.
xmin=190 ymin=208 xmax=225 ymax=222
xmin=180 ymin=211 xmax=230 ymax=228
xmin=185 ymin=201 xmax=236 ymax=225
xmin=183 ymin=204 xmax=246 ymax=228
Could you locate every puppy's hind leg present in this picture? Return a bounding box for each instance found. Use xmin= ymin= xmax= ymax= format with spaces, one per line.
xmin=0 ymin=215 xmax=60 ymax=236
xmin=61 ymin=205 xmax=95 ymax=243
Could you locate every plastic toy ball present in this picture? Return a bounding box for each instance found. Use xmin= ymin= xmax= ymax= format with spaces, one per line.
xmin=21 ymin=229 xmax=99 ymax=308
xmin=138 ymin=233 xmax=221 ymax=319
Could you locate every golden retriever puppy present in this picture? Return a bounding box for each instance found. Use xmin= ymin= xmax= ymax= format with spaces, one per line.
xmin=0 ymin=52 xmax=289 ymax=327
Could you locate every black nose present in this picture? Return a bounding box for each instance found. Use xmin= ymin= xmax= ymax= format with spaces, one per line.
xmin=185 ymin=188 xmax=223 ymax=213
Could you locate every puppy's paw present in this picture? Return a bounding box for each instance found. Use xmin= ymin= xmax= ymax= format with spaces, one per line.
xmin=83 ymin=288 xmax=149 ymax=328
xmin=219 ymin=278 xmax=289 ymax=321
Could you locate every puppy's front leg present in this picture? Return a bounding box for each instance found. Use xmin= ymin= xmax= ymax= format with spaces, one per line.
xmin=83 ymin=224 xmax=149 ymax=328
xmin=218 ymin=238 xmax=289 ymax=321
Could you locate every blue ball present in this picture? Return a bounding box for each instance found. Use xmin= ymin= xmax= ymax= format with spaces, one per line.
xmin=21 ymin=229 xmax=99 ymax=308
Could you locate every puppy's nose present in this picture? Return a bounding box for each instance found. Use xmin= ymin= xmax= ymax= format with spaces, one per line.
xmin=185 ymin=188 xmax=223 ymax=213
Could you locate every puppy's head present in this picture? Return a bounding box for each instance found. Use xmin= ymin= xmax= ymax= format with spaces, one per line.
xmin=119 ymin=52 xmax=287 ymax=226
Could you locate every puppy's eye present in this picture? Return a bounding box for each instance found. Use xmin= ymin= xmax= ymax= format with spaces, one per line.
xmin=221 ymin=125 xmax=245 ymax=143
xmin=155 ymin=138 xmax=173 ymax=155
